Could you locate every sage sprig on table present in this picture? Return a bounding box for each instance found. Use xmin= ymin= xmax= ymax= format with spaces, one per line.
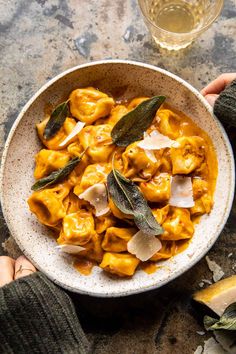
xmin=43 ymin=100 xmax=69 ymax=140
xmin=31 ymin=156 xmax=81 ymax=191
xmin=204 ymin=302 xmax=236 ymax=331
xmin=107 ymin=167 xmax=163 ymax=236
xmin=111 ymin=95 xmax=166 ymax=147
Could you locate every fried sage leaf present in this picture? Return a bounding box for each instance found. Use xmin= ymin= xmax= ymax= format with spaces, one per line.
xmin=204 ymin=302 xmax=236 ymax=331
xmin=111 ymin=96 xmax=166 ymax=147
xmin=43 ymin=100 xmax=69 ymax=140
xmin=107 ymin=168 xmax=163 ymax=235
xmin=32 ymin=156 xmax=80 ymax=191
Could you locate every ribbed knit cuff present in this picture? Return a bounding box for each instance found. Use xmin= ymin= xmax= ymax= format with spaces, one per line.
xmin=214 ymin=79 xmax=236 ymax=127
xmin=0 ymin=272 xmax=90 ymax=354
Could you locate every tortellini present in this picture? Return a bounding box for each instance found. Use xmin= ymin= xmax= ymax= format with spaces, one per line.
xmin=157 ymin=109 xmax=181 ymax=139
xmin=106 ymin=105 xmax=128 ymax=126
xmin=57 ymin=211 xmax=95 ymax=246
xmin=170 ymin=136 xmax=206 ymax=175
xmin=161 ymin=207 xmax=194 ymax=241
xmin=102 ymin=227 xmax=136 ymax=252
xmin=34 ymin=149 xmax=70 ymax=179
xmin=190 ymin=195 xmax=213 ymax=216
xmin=122 ymin=142 xmax=160 ymax=180
xmin=28 ymin=87 xmax=217 ymax=278
xmin=190 ymin=178 xmax=213 ymax=216
xmin=37 ymin=117 xmax=77 ymax=150
xmin=152 ymin=205 xmax=170 ymax=225
xmin=79 ymin=124 xmax=115 ymax=163
xmin=28 ymin=183 xmax=70 ymax=227
xmin=74 ymin=163 xmax=111 ymax=195
xmin=78 ymin=233 xmax=104 ymax=262
xmin=100 ymin=252 xmax=140 ymax=277
xmin=150 ymin=240 xmax=176 ymax=261
xmin=69 ymin=87 xmax=114 ymax=124
xmin=95 ymin=214 xmax=117 ymax=234
xmin=127 ymin=97 xmax=149 ymax=110
xmin=140 ymin=173 xmax=171 ymax=203
xmin=67 ymin=141 xmax=84 ymax=157
xmin=63 ymin=192 xmax=89 ymax=214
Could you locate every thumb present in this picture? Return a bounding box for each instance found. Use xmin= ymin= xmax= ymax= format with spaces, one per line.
xmin=204 ymin=94 xmax=219 ymax=107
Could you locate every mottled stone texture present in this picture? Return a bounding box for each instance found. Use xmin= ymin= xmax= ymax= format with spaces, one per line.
xmin=0 ymin=0 xmax=236 ymax=353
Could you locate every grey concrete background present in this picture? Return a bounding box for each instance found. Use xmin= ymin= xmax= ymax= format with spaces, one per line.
xmin=0 ymin=0 xmax=236 ymax=353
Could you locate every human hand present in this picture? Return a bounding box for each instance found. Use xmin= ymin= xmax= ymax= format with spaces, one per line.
xmin=0 ymin=255 xmax=37 ymax=287
xmin=201 ymin=73 xmax=236 ymax=107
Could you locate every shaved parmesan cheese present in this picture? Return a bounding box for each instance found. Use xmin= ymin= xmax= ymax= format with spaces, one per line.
xmin=127 ymin=231 xmax=162 ymax=261
xmin=144 ymin=149 xmax=157 ymax=162
xmin=138 ymin=130 xmax=178 ymax=150
xmin=59 ymin=121 xmax=85 ymax=147
xmin=56 ymin=244 xmax=85 ymax=254
xmin=79 ymin=183 xmax=109 ymax=217
xmin=214 ymin=331 xmax=236 ymax=354
xmin=202 ymin=337 xmax=225 ymax=354
xmin=202 ymin=278 xmax=213 ymax=285
xmin=169 ymin=176 xmax=194 ymax=208
xmin=196 ymin=331 xmax=205 ymax=336
xmin=206 ymin=256 xmax=225 ymax=282
xmin=194 ymin=346 xmax=203 ymax=354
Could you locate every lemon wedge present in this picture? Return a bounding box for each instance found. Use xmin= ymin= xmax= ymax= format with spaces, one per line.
xmin=193 ymin=275 xmax=236 ymax=316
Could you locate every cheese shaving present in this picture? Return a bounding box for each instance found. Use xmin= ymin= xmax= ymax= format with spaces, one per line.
xmin=144 ymin=149 xmax=157 ymax=162
xmin=59 ymin=121 xmax=85 ymax=147
xmin=79 ymin=183 xmax=109 ymax=217
xmin=194 ymin=346 xmax=203 ymax=354
xmin=214 ymin=331 xmax=236 ymax=353
xmin=169 ymin=176 xmax=194 ymax=208
xmin=138 ymin=130 xmax=178 ymax=150
xmin=196 ymin=331 xmax=205 ymax=336
xmin=127 ymin=231 xmax=162 ymax=261
xmin=56 ymin=244 xmax=85 ymax=254
xmin=202 ymin=337 xmax=226 ymax=354
xmin=205 ymin=256 xmax=225 ymax=282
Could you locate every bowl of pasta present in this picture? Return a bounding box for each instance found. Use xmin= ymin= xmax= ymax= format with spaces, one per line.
xmin=1 ymin=60 xmax=234 ymax=296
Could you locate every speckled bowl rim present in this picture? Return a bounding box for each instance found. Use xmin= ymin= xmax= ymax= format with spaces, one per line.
xmin=0 ymin=60 xmax=235 ymax=297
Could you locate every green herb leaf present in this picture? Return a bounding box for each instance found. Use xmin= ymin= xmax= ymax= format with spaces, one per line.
xmin=43 ymin=100 xmax=69 ymax=140
xmin=31 ymin=156 xmax=81 ymax=191
xmin=204 ymin=302 xmax=236 ymax=331
xmin=107 ymin=167 xmax=163 ymax=235
xmin=111 ymin=96 xmax=166 ymax=147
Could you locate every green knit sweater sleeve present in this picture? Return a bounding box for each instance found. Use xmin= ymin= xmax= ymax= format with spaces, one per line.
xmin=214 ymin=79 xmax=236 ymax=127
xmin=0 ymin=272 xmax=90 ymax=354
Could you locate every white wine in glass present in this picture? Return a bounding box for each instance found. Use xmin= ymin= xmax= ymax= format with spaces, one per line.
xmin=138 ymin=0 xmax=224 ymax=50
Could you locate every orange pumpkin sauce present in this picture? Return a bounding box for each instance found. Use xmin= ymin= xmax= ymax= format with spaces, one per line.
xmin=141 ymin=262 xmax=158 ymax=274
xmin=74 ymin=259 xmax=95 ymax=276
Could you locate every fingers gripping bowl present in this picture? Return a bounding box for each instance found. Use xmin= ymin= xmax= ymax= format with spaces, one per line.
xmin=0 ymin=61 xmax=234 ymax=296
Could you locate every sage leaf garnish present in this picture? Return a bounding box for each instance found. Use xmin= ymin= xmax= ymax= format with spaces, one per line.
xmin=204 ymin=302 xmax=236 ymax=331
xmin=107 ymin=167 xmax=163 ymax=236
xmin=31 ymin=156 xmax=81 ymax=191
xmin=43 ymin=100 xmax=69 ymax=140
xmin=111 ymin=96 xmax=166 ymax=147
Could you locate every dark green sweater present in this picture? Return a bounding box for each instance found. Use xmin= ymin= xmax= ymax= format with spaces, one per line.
xmin=214 ymin=79 xmax=236 ymax=127
xmin=0 ymin=272 xmax=90 ymax=354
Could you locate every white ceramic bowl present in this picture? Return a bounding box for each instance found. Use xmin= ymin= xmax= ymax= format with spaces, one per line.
xmin=1 ymin=60 xmax=235 ymax=297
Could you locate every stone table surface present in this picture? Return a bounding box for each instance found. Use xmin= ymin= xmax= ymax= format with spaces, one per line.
xmin=0 ymin=0 xmax=236 ymax=353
